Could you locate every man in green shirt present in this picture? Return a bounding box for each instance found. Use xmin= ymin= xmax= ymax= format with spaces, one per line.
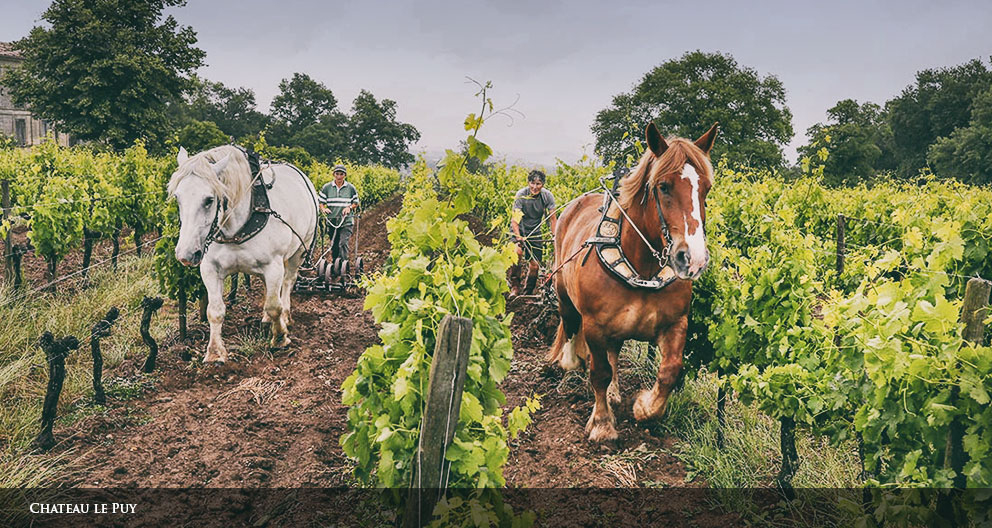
xmin=319 ymin=164 xmax=360 ymax=262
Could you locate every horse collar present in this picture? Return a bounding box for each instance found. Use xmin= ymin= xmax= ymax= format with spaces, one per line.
xmin=586 ymin=177 xmax=677 ymax=290
xmin=213 ymin=169 xmax=274 ymax=245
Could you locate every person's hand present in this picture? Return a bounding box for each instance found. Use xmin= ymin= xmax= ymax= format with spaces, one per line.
xmin=319 ymin=204 xmax=328 ymax=213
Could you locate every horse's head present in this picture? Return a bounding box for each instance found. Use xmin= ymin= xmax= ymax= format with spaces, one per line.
xmin=623 ymin=122 xmax=718 ymax=281
xmin=168 ymin=146 xmax=235 ymax=266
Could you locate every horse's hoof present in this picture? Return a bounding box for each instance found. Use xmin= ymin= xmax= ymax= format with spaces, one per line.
xmin=261 ymin=313 xmax=271 ymax=324
xmin=586 ymin=417 xmax=619 ymax=443
xmin=607 ymin=383 xmax=622 ymax=407
xmin=203 ymin=350 xmax=226 ymax=364
xmin=633 ymin=389 xmax=668 ymax=422
xmin=270 ymin=336 xmax=291 ymax=350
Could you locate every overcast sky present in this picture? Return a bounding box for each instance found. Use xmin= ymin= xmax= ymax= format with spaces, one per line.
xmin=2 ymin=1 xmax=990 ymax=166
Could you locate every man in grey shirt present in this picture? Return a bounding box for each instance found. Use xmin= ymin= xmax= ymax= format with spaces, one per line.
xmin=510 ymin=170 xmax=557 ymax=295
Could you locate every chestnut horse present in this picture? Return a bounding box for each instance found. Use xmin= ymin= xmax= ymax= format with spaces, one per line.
xmin=549 ymin=122 xmax=717 ymax=442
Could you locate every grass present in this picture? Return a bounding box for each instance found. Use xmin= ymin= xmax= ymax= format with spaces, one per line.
xmin=0 ymin=253 xmax=173 ymax=487
xmin=618 ymin=341 xmax=864 ymax=525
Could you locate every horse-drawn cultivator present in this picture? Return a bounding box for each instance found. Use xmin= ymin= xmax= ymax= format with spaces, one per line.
xmin=293 ymin=212 xmax=367 ymax=294
xmin=294 ymin=255 xmax=365 ymax=293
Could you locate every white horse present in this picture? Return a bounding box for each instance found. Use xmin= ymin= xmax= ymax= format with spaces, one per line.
xmin=169 ymin=145 xmax=318 ymax=362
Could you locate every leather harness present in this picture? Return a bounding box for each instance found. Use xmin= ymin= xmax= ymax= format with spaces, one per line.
xmin=200 ymin=146 xmax=318 ymax=269
xmin=584 ymin=168 xmax=678 ymax=290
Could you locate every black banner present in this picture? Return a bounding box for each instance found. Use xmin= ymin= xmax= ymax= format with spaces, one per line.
xmin=2 ymin=487 xmax=990 ymax=527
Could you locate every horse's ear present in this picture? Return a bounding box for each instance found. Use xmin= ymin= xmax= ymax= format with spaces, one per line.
xmin=211 ymin=153 xmax=232 ymax=176
xmin=646 ymin=122 xmax=668 ymax=157
xmin=177 ymin=146 xmax=189 ymax=165
xmin=694 ymin=123 xmax=719 ymax=155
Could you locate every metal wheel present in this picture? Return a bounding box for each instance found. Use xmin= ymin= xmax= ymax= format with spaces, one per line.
xmin=341 ymin=259 xmax=350 ymax=276
xmin=356 ymin=257 xmax=364 ymax=275
xmin=316 ymin=259 xmax=326 ymax=277
xmin=332 ymin=258 xmax=341 ymax=277
xmin=325 ymin=261 xmax=336 ymax=282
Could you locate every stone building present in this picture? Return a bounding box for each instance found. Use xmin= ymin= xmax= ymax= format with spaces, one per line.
xmin=0 ymin=42 xmax=70 ymax=147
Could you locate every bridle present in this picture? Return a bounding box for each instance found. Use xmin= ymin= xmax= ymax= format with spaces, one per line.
xmin=193 ymin=195 xmax=228 ymax=258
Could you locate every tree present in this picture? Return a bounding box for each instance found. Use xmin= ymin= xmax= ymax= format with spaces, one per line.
xmin=886 ymin=58 xmax=992 ymax=178
xmin=289 ymin=112 xmax=351 ymax=163
xmin=270 ymin=73 xmax=338 ymax=131
xmin=592 ymin=51 xmax=793 ymax=168
xmin=179 ymin=76 xmax=269 ymax=139
xmin=347 ymin=90 xmax=420 ymax=169
xmin=174 ymin=120 xmax=229 ymax=154
xmin=798 ymin=99 xmax=893 ymax=186
xmin=263 ymin=75 xmax=419 ymax=167
xmin=928 ymin=87 xmax=992 ymax=186
xmin=2 ymin=0 xmax=205 ymax=150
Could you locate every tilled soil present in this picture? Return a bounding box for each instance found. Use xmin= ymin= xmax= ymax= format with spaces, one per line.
xmin=46 ymin=194 xmax=738 ymax=524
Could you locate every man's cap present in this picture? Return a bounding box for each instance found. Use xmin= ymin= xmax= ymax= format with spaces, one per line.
xmin=333 ymin=164 xmax=347 ymax=174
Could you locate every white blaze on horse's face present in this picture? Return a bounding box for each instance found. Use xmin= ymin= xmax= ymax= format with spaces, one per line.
xmin=677 ymin=162 xmax=709 ymax=279
xmin=173 ymin=154 xmax=230 ymax=267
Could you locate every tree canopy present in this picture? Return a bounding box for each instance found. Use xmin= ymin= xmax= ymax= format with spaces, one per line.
xmin=798 ymin=99 xmax=893 ymax=187
xmin=261 ymin=77 xmax=419 ymax=168
xmin=347 ymin=90 xmax=421 ymax=168
xmin=270 ymin=72 xmax=339 ymax=131
xmin=799 ymin=57 xmax=991 ymax=186
xmin=886 ymin=58 xmax=992 ymax=178
xmin=174 ymin=119 xmax=229 ymax=154
xmin=592 ymin=51 xmax=793 ymax=168
xmin=2 ymin=0 xmax=205 ymax=150
xmin=927 ymin=87 xmax=992 ymax=186
xmin=177 ymin=76 xmax=269 ymax=140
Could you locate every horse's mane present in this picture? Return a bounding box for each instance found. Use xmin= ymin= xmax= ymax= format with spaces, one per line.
xmin=619 ymin=138 xmax=713 ymax=209
xmin=167 ymin=145 xmax=253 ymax=209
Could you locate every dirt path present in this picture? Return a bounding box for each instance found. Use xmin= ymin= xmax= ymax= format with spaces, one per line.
xmin=55 ymin=195 xmax=697 ymax=491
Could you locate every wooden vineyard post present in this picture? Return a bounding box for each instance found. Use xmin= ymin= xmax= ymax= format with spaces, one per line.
xmin=777 ymin=416 xmax=799 ymax=498
xmin=81 ymin=228 xmax=95 ymax=280
xmin=45 ymin=256 xmax=58 ymax=293
xmin=835 ymin=215 xmax=870 ymax=484
xmin=405 ymin=315 xmax=473 ymax=528
xmin=936 ymin=277 xmax=990 ymax=521
xmin=11 ymin=243 xmax=23 ymax=289
xmin=177 ymin=285 xmax=188 ymax=342
xmin=716 ymin=366 xmax=726 ymax=449
xmin=111 ymin=226 xmax=121 ymax=270
xmin=32 ymin=332 xmax=80 ymax=451
xmin=226 ymin=273 xmax=252 ymax=304
xmin=227 ymin=273 xmax=239 ymax=305
xmin=91 ymin=307 xmax=119 ymax=405
xmin=2 ymin=179 xmax=11 ymax=284
xmin=948 ymin=278 xmax=990 ymax=485
xmin=140 ymin=296 xmax=164 ymax=373
xmin=835 ymin=214 xmax=846 ymax=278
xmin=198 ymin=291 xmax=208 ymax=322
